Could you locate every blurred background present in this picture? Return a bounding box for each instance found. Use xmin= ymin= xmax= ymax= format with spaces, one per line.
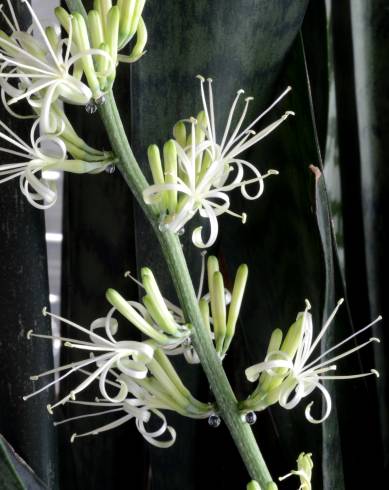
xmin=0 ymin=1 xmax=388 ymax=488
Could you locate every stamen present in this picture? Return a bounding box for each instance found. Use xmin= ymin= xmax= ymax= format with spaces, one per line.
xmin=5 ymin=0 xmax=19 ymax=30
xmin=124 ymin=270 xmax=144 ymax=289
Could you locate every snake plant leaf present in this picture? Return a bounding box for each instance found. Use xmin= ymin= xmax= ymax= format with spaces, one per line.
xmin=0 ymin=435 xmax=46 ymax=490
xmin=348 ymin=0 xmax=389 ymax=476
xmin=0 ymin=3 xmax=58 ymax=488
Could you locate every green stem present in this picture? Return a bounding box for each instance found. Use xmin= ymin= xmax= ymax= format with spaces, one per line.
xmin=98 ymin=91 xmax=273 ymax=486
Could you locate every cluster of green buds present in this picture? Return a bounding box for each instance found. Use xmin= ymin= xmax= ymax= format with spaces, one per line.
xmin=279 ymin=452 xmax=313 ymax=490
xmin=106 ymin=267 xmax=191 ymax=346
xmin=56 ymin=0 xmax=147 ymax=97
xmin=199 ymin=255 xmax=248 ymax=358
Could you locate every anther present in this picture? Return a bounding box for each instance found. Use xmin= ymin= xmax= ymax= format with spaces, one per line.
xmin=27 ymin=329 xmax=33 ymax=339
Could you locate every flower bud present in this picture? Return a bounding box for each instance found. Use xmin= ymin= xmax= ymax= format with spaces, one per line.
xmin=106 ymin=288 xmax=170 ymax=344
xmin=223 ymin=264 xmax=248 ymax=354
xmin=247 ymin=481 xmax=261 ymax=490
xmin=210 ymin=271 xmax=227 ymax=354
xmin=173 ymin=121 xmax=187 ymax=148
xmin=141 ymin=268 xmax=180 ymax=335
xmin=106 ymin=6 xmax=120 ymax=78
xmin=163 ymin=140 xmax=178 ymax=213
xmin=88 ymin=10 xmax=105 ymax=49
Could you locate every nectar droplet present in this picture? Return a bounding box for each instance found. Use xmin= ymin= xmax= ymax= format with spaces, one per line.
xmin=159 ymin=222 xmax=170 ymax=232
xmin=208 ymin=414 xmax=221 ymax=428
xmin=105 ymin=164 xmax=116 ymax=174
xmin=95 ymin=95 xmax=106 ymax=106
xmin=244 ymin=411 xmax=257 ymax=425
xmin=85 ymin=101 xmax=98 ymax=114
xmin=177 ymin=227 xmax=185 ymax=237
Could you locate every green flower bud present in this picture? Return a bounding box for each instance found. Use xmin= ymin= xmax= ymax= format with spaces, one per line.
xmin=72 ymin=13 xmax=102 ymax=97
xmin=199 ymin=298 xmax=212 ymax=338
xmin=163 ymin=140 xmax=178 ymax=213
xmin=147 ymin=144 xmax=168 ymax=210
xmin=45 ymin=26 xmax=59 ymax=52
xmin=141 ymin=268 xmax=180 ymax=336
xmin=173 ymin=120 xmax=187 ymax=148
xmin=207 ymin=255 xmax=220 ymax=299
xmin=87 ymin=10 xmax=105 ymax=49
xmin=55 ymin=6 xmax=71 ymax=33
xmin=266 ymin=483 xmax=278 ymax=490
xmin=129 ymin=0 xmax=146 ymax=38
xmin=105 ymin=288 xmax=170 ymax=344
xmin=118 ymin=0 xmax=136 ymax=46
xmin=106 ymin=5 xmax=120 ymax=74
xmin=280 ymin=312 xmax=304 ymax=359
xmin=210 ymin=271 xmax=226 ymax=354
xmin=247 ymin=481 xmax=261 ymax=490
xmin=223 ymin=263 xmax=248 ymax=355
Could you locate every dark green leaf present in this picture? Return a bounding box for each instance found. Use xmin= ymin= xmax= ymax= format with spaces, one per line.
xmin=0 ymin=435 xmax=46 ymax=490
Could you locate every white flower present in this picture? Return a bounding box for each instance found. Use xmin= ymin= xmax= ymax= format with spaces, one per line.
xmin=245 ymin=299 xmax=381 ymax=423
xmin=0 ymin=0 xmax=112 ymax=132
xmin=0 ymin=118 xmax=112 ymax=208
xmin=24 ymin=308 xmax=155 ymax=410
xmin=143 ymin=76 xmax=293 ymax=248
xmin=25 ymin=308 xmax=212 ymax=448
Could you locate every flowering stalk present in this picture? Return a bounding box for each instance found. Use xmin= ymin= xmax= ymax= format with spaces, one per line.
xmin=94 ymin=88 xmax=274 ymax=486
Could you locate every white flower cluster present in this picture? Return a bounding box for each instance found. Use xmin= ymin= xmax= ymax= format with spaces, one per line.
xmin=143 ymin=76 xmax=294 ymax=248
xmin=0 ymin=0 xmax=146 ymax=207
xmin=25 ymin=267 xmax=213 ymax=447
xmin=243 ymin=299 xmax=381 ymax=424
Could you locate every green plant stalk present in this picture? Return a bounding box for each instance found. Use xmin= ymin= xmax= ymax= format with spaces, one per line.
xmin=99 ymin=90 xmax=273 ymax=487
xmin=65 ymin=2 xmax=273 ymax=485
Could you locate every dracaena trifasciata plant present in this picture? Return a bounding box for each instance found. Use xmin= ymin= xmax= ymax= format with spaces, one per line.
xmin=0 ymin=0 xmax=382 ymax=487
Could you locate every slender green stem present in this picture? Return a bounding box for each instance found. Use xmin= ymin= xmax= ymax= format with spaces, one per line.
xmin=98 ymin=91 xmax=273 ymax=487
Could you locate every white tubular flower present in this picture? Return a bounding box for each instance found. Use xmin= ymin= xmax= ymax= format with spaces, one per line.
xmin=24 ymin=308 xmax=155 ymax=411
xmin=0 ymin=118 xmax=113 ymax=209
xmin=0 ymin=1 xmax=113 ymax=132
xmin=143 ymin=76 xmax=293 ymax=248
xmin=279 ymin=452 xmax=313 ymax=490
xmin=244 ymin=299 xmax=382 ymax=423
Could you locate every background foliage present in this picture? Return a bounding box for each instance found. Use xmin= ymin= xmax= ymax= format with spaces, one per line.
xmin=0 ymin=0 xmax=388 ymax=488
